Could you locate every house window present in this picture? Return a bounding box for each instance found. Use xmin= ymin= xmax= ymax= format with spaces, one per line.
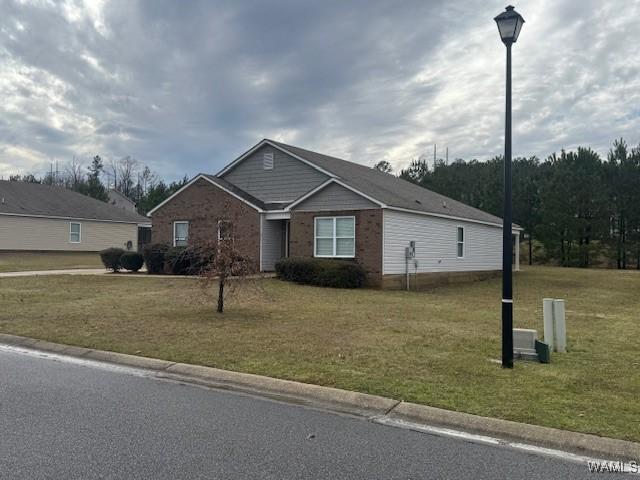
xmin=457 ymin=226 xmax=465 ymax=258
xmin=314 ymin=216 xmax=355 ymax=258
xmin=217 ymin=220 xmax=233 ymax=241
xmin=263 ymin=152 xmax=274 ymax=170
xmin=173 ymin=221 xmax=189 ymax=247
xmin=69 ymin=222 xmax=81 ymax=243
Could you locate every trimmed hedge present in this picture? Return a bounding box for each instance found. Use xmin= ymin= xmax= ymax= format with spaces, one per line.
xmin=275 ymin=257 xmax=366 ymax=288
xmin=142 ymin=243 xmax=169 ymax=274
xmin=120 ymin=251 xmax=144 ymax=272
xmin=100 ymin=247 xmax=125 ymax=272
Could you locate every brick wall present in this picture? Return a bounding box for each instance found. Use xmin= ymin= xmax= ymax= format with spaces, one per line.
xmin=289 ymin=209 xmax=383 ymax=287
xmin=151 ymin=178 xmax=260 ymax=270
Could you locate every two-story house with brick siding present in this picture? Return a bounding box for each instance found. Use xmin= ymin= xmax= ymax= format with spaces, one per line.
xmin=148 ymin=139 xmax=521 ymax=288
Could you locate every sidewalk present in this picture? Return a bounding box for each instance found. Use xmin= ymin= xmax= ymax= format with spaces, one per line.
xmin=0 ymin=268 xmax=109 ymax=277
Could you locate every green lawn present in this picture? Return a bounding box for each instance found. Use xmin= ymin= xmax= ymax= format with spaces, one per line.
xmin=0 ymin=251 xmax=103 ymax=272
xmin=0 ymin=266 xmax=638 ymax=442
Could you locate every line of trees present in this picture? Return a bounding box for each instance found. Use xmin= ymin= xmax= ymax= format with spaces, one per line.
xmin=380 ymin=138 xmax=640 ymax=269
xmin=8 ymin=155 xmax=189 ymax=216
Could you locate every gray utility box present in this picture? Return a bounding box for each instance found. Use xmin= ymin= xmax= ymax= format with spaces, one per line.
xmin=513 ymin=328 xmax=539 ymax=361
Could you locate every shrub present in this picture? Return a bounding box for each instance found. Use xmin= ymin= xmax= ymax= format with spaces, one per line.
xmin=120 ymin=251 xmax=144 ymax=272
xmin=275 ymin=257 xmax=366 ymax=288
xmin=164 ymin=244 xmax=215 ymax=275
xmin=100 ymin=247 xmax=125 ymax=272
xmin=142 ymin=243 xmax=169 ymax=274
xmin=163 ymin=246 xmax=189 ymax=275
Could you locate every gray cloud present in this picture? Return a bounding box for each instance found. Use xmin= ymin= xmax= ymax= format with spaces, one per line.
xmin=0 ymin=0 xmax=639 ymax=181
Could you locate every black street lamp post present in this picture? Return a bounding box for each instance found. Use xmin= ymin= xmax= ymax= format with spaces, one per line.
xmin=494 ymin=5 xmax=524 ymax=369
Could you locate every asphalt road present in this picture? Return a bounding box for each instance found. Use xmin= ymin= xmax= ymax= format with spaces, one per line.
xmin=0 ymin=347 xmax=617 ymax=479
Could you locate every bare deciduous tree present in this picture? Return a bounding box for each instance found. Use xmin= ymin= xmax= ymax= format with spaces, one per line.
xmin=199 ymin=238 xmax=255 ymax=313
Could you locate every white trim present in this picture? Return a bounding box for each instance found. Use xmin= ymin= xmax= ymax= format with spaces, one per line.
xmin=0 ymin=211 xmax=142 ymax=225
xmin=381 ymin=209 xmax=386 ymax=275
xmin=216 ymin=139 xmax=337 ymax=179
xmin=259 ymin=215 xmax=264 ymax=271
xmin=285 ymin=178 xmax=386 ymax=211
xmin=69 ymin=221 xmax=81 ymax=244
xmin=147 ymin=174 xmax=264 ymax=216
xmin=173 ymin=220 xmax=189 ymax=247
xmin=456 ymin=225 xmax=465 ymax=259
xmin=384 ymin=206 xmax=524 ymax=231
xmin=314 ymin=215 xmax=356 ymax=258
xmin=264 ymin=211 xmax=291 ymax=220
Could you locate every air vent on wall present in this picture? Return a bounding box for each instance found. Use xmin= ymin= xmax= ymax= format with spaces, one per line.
xmin=263 ymin=152 xmax=274 ymax=170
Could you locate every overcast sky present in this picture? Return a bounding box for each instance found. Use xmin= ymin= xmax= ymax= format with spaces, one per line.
xmin=1 ymin=0 xmax=639 ymax=181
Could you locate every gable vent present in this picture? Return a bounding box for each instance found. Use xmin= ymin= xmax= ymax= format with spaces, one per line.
xmin=263 ymin=152 xmax=274 ymax=170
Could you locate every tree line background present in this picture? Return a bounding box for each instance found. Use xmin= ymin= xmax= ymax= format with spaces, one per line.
xmin=375 ymin=138 xmax=640 ymax=269
xmin=6 ymin=155 xmax=188 ymax=218
xmin=6 ymin=137 xmax=639 ymax=269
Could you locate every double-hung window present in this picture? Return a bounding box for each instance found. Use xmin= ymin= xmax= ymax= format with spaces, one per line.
xmin=217 ymin=220 xmax=233 ymax=241
xmin=457 ymin=226 xmax=465 ymax=258
xmin=173 ymin=221 xmax=189 ymax=247
xmin=69 ymin=222 xmax=81 ymax=243
xmin=314 ymin=216 xmax=355 ymax=258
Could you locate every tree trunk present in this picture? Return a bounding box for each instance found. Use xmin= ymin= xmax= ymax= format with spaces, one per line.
xmin=528 ymin=234 xmax=533 ymax=266
xmin=622 ymin=221 xmax=627 ymax=269
xmin=217 ymin=276 xmax=225 ymax=313
xmin=617 ymin=216 xmax=623 ymax=269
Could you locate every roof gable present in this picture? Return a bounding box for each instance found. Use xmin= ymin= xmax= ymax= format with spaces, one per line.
xmin=218 ymin=143 xmax=329 ymax=203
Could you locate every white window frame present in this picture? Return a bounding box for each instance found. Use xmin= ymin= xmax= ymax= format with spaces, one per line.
xmin=173 ymin=221 xmax=189 ymax=247
xmin=217 ymin=219 xmax=233 ymax=241
xmin=314 ymin=216 xmax=355 ymax=258
xmin=456 ymin=226 xmax=465 ymax=258
xmin=69 ymin=222 xmax=81 ymax=243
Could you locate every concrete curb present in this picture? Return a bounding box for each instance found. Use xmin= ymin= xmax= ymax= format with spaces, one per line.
xmin=1 ymin=332 xmax=638 ymax=461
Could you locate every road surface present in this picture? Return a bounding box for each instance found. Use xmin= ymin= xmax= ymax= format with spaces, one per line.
xmin=0 ymin=346 xmax=618 ymax=479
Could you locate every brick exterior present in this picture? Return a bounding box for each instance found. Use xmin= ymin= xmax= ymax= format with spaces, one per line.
xmin=289 ymin=209 xmax=383 ymax=287
xmin=150 ymin=178 xmax=261 ymax=270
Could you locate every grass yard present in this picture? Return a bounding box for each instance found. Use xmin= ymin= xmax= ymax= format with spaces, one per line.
xmin=0 ymin=251 xmax=103 ymax=272
xmin=0 ymin=266 xmax=638 ymax=442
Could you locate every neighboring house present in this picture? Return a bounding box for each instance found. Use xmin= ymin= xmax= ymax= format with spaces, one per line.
xmin=148 ymin=139 xmax=522 ymax=288
xmin=108 ymin=188 xmax=138 ymax=214
xmin=0 ymin=180 xmax=151 ymax=252
xmin=108 ymin=188 xmax=152 ymax=249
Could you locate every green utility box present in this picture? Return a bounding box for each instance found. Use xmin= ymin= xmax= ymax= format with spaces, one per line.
xmin=535 ymin=340 xmax=551 ymax=363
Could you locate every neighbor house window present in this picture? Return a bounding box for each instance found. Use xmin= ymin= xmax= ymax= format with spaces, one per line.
xmin=457 ymin=226 xmax=465 ymax=258
xmin=173 ymin=221 xmax=189 ymax=247
xmin=217 ymin=220 xmax=233 ymax=241
xmin=69 ymin=222 xmax=81 ymax=243
xmin=314 ymin=216 xmax=355 ymax=258
xmin=263 ymin=152 xmax=274 ymax=170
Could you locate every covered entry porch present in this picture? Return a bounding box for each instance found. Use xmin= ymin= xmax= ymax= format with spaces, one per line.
xmin=260 ymin=213 xmax=290 ymax=272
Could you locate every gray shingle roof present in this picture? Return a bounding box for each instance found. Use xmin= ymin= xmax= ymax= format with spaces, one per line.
xmin=0 ymin=180 xmax=149 ymax=223
xmin=200 ymin=174 xmax=270 ymax=210
xmin=268 ymin=140 xmax=507 ymax=226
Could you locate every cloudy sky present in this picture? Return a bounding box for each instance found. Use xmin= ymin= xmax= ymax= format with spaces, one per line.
xmin=1 ymin=0 xmax=639 ymax=182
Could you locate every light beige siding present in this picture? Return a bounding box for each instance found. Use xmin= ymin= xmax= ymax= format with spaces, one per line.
xmin=0 ymin=215 xmax=138 ymax=251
